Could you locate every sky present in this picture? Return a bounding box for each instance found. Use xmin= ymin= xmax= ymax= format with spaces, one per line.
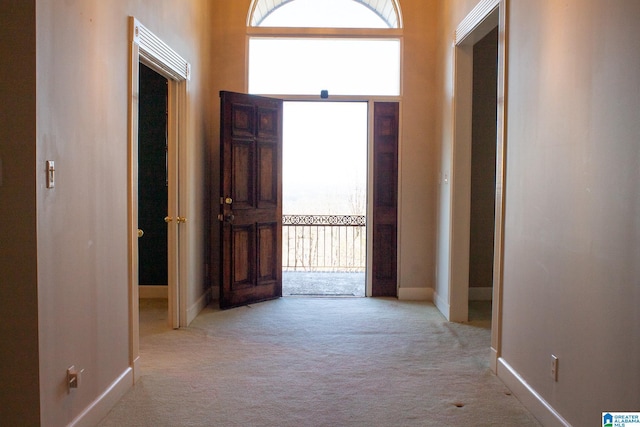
xmin=283 ymin=101 xmax=368 ymax=215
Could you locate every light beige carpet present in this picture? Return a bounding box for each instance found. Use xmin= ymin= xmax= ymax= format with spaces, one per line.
xmin=99 ymin=298 xmax=541 ymax=427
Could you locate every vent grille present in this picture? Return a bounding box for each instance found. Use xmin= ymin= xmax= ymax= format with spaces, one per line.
xmin=455 ymin=0 xmax=499 ymax=44
xmin=133 ymin=18 xmax=190 ymax=81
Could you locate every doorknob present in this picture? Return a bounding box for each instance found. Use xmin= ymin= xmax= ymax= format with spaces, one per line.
xmin=225 ymin=197 xmax=233 ymax=205
xmin=164 ymin=216 xmax=173 ymax=223
xmin=137 ymin=229 xmax=144 ymax=238
xmin=224 ymin=214 xmax=235 ymax=223
xmin=177 ymin=216 xmax=187 ymax=224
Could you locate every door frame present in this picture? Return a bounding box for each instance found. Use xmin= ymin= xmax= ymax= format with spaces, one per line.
xmin=449 ymin=0 xmax=508 ymax=372
xmin=277 ymin=95 xmax=402 ymax=297
xmin=128 ymin=17 xmax=190 ymax=381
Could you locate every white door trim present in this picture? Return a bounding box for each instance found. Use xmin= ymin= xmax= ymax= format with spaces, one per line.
xmin=128 ymin=17 xmax=190 ymax=381
xmin=450 ymin=0 xmax=508 ymax=373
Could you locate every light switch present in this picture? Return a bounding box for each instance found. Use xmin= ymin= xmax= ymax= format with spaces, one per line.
xmin=46 ymin=160 xmax=55 ymax=188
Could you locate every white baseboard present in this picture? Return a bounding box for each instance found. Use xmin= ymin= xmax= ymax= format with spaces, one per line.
xmin=398 ymin=287 xmax=433 ymax=301
xmin=139 ymin=285 xmax=168 ymax=299
xmin=490 ymin=347 xmax=498 ymax=373
xmin=133 ymin=355 xmax=141 ymax=383
xmin=497 ymin=358 xmax=572 ymax=427
xmin=469 ymin=286 xmax=493 ymax=301
xmin=69 ymin=367 xmax=133 ymax=427
xmin=433 ymin=291 xmax=451 ymax=320
xmin=186 ymin=288 xmax=211 ymax=325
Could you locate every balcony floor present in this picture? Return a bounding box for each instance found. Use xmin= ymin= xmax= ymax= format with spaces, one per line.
xmin=283 ymin=271 xmax=365 ymax=297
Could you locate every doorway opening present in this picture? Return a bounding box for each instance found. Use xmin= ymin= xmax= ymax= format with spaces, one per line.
xmin=138 ymin=63 xmax=170 ymax=325
xmin=468 ymin=27 xmax=498 ymax=321
xmin=282 ymin=101 xmax=368 ymax=297
xmin=128 ymin=17 xmax=190 ymax=380
xmin=449 ymin=0 xmax=507 ymax=372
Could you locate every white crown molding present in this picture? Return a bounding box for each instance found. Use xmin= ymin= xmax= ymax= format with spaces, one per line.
xmin=455 ymin=0 xmax=499 ymax=45
xmin=132 ymin=18 xmax=190 ymax=81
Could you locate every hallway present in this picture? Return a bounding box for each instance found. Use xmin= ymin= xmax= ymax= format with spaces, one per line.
xmin=100 ymin=298 xmax=540 ymax=426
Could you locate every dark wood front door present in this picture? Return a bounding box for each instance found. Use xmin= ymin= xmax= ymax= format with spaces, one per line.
xmin=219 ymin=91 xmax=283 ymax=309
xmin=372 ymin=102 xmax=399 ymax=297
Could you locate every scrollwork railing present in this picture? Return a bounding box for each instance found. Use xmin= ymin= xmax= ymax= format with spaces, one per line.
xmin=283 ymin=214 xmax=366 ymax=272
xmin=283 ymin=215 xmax=365 ymax=226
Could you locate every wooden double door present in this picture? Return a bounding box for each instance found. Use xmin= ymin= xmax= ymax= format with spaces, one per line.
xmin=219 ymin=92 xmax=398 ymax=309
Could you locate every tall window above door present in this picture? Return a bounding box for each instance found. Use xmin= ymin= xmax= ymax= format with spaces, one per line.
xmin=249 ymin=38 xmax=400 ymax=96
xmin=247 ymin=0 xmax=403 ymax=96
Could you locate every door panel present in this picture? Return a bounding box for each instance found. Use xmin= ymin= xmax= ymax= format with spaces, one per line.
xmin=372 ymin=102 xmax=399 ymax=297
xmin=220 ymin=91 xmax=283 ymax=309
xmin=232 ymin=141 xmax=255 ymax=209
xmin=257 ymin=222 xmax=278 ymax=282
xmin=258 ymin=143 xmax=277 ymax=208
xmin=232 ymin=224 xmax=255 ymax=288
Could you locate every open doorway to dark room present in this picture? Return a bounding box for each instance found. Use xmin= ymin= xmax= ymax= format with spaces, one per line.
xmin=138 ymin=63 xmax=169 ymax=325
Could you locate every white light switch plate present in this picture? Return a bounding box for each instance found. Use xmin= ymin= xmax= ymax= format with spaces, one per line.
xmin=46 ymin=160 xmax=55 ymax=188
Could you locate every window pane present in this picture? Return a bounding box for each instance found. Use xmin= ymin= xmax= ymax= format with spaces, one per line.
xmin=249 ymin=38 xmax=401 ymax=96
xmin=259 ymin=0 xmax=389 ymax=28
xmin=283 ymin=102 xmax=368 ymax=215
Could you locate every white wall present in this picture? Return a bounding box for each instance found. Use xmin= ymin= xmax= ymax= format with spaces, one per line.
xmin=31 ymin=1 xmax=213 ymax=424
xmin=500 ymin=1 xmax=640 ymax=424
xmin=396 ymin=0 xmax=440 ymax=295
xmin=439 ymin=1 xmax=640 ymax=425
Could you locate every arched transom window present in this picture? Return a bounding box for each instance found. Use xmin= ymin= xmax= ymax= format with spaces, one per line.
xmin=247 ymin=0 xmax=403 ymax=96
xmin=248 ymin=0 xmax=403 ymax=29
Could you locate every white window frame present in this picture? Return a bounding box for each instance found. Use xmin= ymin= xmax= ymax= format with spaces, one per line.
xmin=247 ymin=0 xmax=404 ymax=29
xmin=246 ymin=2 xmax=404 ymax=297
xmin=246 ymin=25 xmax=403 ymax=97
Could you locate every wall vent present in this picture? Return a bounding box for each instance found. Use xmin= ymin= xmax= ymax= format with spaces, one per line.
xmin=132 ymin=18 xmax=190 ymax=81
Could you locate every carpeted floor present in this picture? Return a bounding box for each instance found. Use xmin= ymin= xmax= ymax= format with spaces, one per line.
xmin=99 ymin=298 xmax=541 ymax=427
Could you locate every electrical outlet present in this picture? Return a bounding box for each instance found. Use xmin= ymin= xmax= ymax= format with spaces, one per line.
xmin=551 ymin=355 xmax=559 ymax=381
